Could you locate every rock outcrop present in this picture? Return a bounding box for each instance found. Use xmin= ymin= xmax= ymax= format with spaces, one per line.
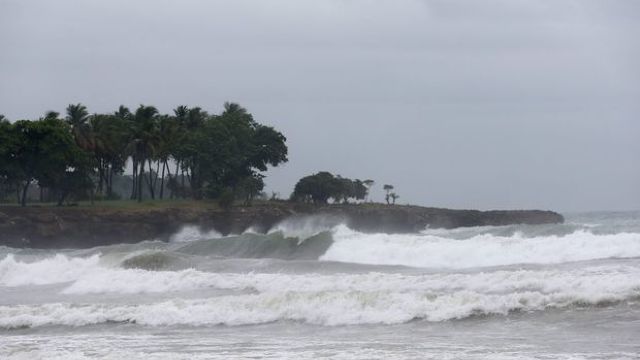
xmin=0 ymin=203 xmax=564 ymax=249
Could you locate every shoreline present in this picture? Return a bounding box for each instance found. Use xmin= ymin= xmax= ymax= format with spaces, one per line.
xmin=0 ymin=202 xmax=564 ymax=249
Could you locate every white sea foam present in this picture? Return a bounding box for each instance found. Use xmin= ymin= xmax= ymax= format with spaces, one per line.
xmin=2 ymin=250 xmax=640 ymax=327
xmin=267 ymin=215 xmax=340 ymax=240
xmin=1 ymin=271 xmax=639 ymax=328
xmin=169 ymin=225 xmax=223 ymax=243
xmin=0 ymin=254 xmax=101 ymax=287
xmin=60 ymin=263 xmax=640 ymax=298
xmin=321 ymin=226 xmax=640 ymax=268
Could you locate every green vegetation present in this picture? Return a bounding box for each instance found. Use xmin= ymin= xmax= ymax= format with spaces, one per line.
xmin=291 ymin=171 xmax=374 ymax=204
xmin=0 ymin=102 xmax=287 ymax=206
xmin=383 ymin=184 xmax=399 ymax=205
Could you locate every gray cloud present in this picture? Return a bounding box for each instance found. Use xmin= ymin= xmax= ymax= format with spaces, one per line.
xmin=1 ymin=0 xmax=638 ymax=211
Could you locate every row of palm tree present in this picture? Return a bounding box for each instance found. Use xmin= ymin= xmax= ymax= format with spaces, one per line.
xmin=42 ymin=102 xmax=287 ymax=202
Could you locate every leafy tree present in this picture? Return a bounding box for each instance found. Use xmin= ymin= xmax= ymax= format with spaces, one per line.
xmin=0 ymin=117 xmax=19 ymax=202
xmin=91 ymin=114 xmax=128 ymax=198
xmin=236 ymin=173 xmax=265 ymax=206
xmin=1 ymin=102 xmax=288 ymax=205
xmin=292 ymin=172 xmax=340 ymax=204
xmin=383 ymin=184 xmax=394 ymax=205
xmin=291 ymin=172 xmax=369 ymax=204
xmin=10 ymin=118 xmax=93 ymax=206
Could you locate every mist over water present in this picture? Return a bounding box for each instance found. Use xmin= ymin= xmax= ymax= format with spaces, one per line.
xmin=1 ymin=211 xmax=640 ymax=359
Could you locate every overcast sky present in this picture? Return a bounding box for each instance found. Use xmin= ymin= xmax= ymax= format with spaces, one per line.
xmin=1 ymin=0 xmax=639 ymax=211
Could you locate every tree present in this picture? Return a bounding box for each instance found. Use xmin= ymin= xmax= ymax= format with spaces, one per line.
xmin=65 ymin=103 xmax=94 ymax=151
xmin=292 ymin=172 xmax=340 ymax=204
xmin=0 ymin=117 xmax=19 ymax=202
xmin=390 ymin=192 xmax=399 ymax=205
xmin=383 ymin=184 xmax=394 ymax=205
xmin=237 ymin=174 xmax=265 ymax=206
xmin=91 ymin=114 xmax=128 ymax=198
xmin=291 ymin=172 xmax=369 ymax=204
xmin=9 ymin=118 xmax=93 ymax=206
xmin=156 ymin=115 xmax=179 ymax=199
xmin=180 ymin=103 xmax=288 ymax=200
xmin=2 ymin=102 xmax=288 ymax=205
xmin=129 ymin=105 xmax=159 ymax=202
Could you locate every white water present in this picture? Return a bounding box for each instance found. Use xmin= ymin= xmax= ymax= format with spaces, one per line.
xmin=2 ymin=212 xmax=640 ymax=359
xmin=169 ymin=225 xmax=222 ymax=243
xmin=321 ymin=225 xmax=640 ymax=268
xmin=1 ymin=252 xmax=640 ymax=327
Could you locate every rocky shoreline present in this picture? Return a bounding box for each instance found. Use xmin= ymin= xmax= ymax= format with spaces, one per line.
xmin=0 ymin=203 xmax=564 ymax=249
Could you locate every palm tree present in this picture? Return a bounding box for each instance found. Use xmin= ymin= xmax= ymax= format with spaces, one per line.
xmin=91 ymin=114 xmax=129 ymax=198
xmin=129 ymin=105 xmax=159 ymax=202
xmin=172 ymin=105 xmax=192 ymax=197
xmin=114 ymin=105 xmax=131 ymax=120
xmin=65 ymin=103 xmax=94 ymax=151
xmin=222 ymin=102 xmax=248 ymax=117
xmin=44 ymin=111 xmax=60 ymax=121
xmin=157 ymin=115 xmax=179 ymax=199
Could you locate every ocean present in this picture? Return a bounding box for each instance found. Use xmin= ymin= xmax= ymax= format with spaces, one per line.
xmin=1 ymin=211 xmax=639 ymax=359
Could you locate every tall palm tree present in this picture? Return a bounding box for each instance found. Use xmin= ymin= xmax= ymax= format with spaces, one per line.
xmin=172 ymin=105 xmax=191 ymax=197
xmin=65 ymin=103 xmax=94 ymax=150
xmin=157 ymin=115 xmax=179 ymax=199
xmin=91 ymin=114 xmax=129 ymax=197
xmin=129 ymin=105 xmax=159 ymax=202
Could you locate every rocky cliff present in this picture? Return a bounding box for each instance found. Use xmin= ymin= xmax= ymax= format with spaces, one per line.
xmin=0 ymin=203 xmax=564 ymax=249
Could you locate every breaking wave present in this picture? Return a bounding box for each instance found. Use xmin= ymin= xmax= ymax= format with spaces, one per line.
xmin=1 ymin=263 xmax=640 ymax=328
xmin=2 ymin=216 xmax=640 ymax=329
xmin=169 ymin=225 xmax=223 ymax=243
xmin=2 ymin=247 xmax=640 ymax=328
xmin=321 ymin=226 xmax=640 ymax=268
xmin=0 ymin=254 xmax=101 ymax=287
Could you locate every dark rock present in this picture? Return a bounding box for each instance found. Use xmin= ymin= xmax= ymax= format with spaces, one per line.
xmin=0 ymin=203 xmax=564 ymax=249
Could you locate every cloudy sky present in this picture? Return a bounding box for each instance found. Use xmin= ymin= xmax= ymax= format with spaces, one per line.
xmin=1 ymin=0 xmax=639 ymax=211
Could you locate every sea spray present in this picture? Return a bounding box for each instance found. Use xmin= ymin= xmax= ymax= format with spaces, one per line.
xmin=169 ymin=225 xmax=223 ymax=243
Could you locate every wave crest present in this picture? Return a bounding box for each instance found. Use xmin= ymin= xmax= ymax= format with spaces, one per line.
xmin=321 ymin=226 xmax=640 ymax=268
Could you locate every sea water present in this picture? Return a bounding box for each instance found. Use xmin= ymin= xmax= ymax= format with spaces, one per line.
xmin=1 ymin=211 xmax=639 ymax=359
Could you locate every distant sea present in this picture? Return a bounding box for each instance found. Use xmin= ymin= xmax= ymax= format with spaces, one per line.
xmin=1 ymin=211 xmax=639 ymax=359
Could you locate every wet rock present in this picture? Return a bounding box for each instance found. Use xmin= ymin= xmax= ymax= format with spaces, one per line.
xmin=0 ymin=203 xmax=563 ymax=249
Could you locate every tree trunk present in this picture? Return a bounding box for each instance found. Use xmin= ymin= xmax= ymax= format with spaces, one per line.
xmin=173 ymin=160 xmax=179 ymax=199
xmin=138 ymin=158 xmax=145 ymax=202
xmin=181 ymin=167 xmax=185 ymax=198
xmin=107 ymin=165 xmax=114 ymax=199
xmin=97 ymin=159 xmax=104 ymax=195
xmin=130 ymin=159 xmax=138 ymax=200
xmin=57 ymin=189 xmax=69 ymax=206
xmin=159 ymin=161 xmax=166 ymax=199
xmin=153 ymin=160 xmax=160 ymax=192
xmin=146 ymin=159 xmax=155 ymax=200
xmin=20 ymin=181 xmax=30 ymax=207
